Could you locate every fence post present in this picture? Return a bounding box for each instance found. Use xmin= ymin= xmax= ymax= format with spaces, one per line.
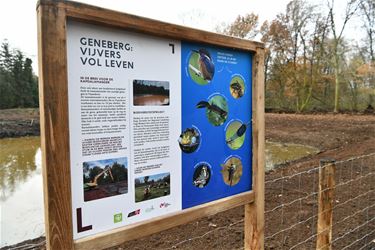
xmin=316 ymin=158 xmax=336 ymax=250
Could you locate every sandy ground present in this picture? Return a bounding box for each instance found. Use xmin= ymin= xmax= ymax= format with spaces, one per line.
xmin=2 ymin=113 xmax=375 ymax=250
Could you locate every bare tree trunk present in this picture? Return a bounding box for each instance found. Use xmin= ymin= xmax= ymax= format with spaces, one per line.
xmin=328 ymin=0 xmax=358 ymax=113
xmin=334 ymin=54 xmax=340 ymax=112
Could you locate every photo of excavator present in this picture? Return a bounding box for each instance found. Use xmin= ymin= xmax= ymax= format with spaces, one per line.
xmin=83 ymin=157 xmax=128 ymax=202
xmin=84 ymin=166 xmax=114 ymax=191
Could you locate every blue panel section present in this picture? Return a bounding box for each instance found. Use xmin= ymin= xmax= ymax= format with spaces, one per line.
xmin=181 ymin=42 xmax=253 ymax=209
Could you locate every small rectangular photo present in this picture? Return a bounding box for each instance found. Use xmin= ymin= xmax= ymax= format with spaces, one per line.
xmin=83 ymin=157 xmax=128 ymax=202
xmin=135 ymin=172 xmax=170 ymax=203
xmin=133 ymin=79 xmax=170 ymax=106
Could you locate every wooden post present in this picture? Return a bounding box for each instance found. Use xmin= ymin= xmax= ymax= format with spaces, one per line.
xmin=316 ymin=158 xmax=336 ymax=250
xmin=245 ymin=47 xmax=265 ymax=250
xmin=37 ymin=1 xmax=74 ymax=249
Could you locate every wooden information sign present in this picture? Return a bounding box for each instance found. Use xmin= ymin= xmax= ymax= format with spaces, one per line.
xmin=37 ymin=0 xmax=265 ymax=249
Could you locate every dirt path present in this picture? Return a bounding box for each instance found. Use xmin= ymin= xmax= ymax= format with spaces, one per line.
xmin=2 ymin=113 xmax=374 ymax=250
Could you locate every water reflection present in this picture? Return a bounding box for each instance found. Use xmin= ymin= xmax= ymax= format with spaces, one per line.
xmin=0 ymin=137 xmax=40 ymax=202
xmin=265 ymin=141 xmax=320 ymax=171
xmin=133 ymin=95 xmax=170 ymax=106
xmin=0 ymin=136 xmax=44 ymax=247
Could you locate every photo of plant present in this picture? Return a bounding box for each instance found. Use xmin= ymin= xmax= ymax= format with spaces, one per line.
xmin=178 ymin=127 xmax=201 ymax=153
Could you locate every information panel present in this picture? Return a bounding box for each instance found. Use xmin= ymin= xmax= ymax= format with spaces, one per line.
xmin=66 ymin=20 xmax=252 ymax=239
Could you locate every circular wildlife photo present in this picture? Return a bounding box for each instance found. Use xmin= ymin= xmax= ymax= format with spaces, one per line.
xmin=188 ymin=49 xmax=215 ymax=85
xmin=225 ymin=120 xmax=249 ymax=150
xmin=229 ymin=75 xmax=245 ymax=99
xmin=193 ymin=162 xmax=211 ymax=188
xmin=178 ymin=127 xmax=201 ymax=153
xmin=220 ymin=157 xmax=243 ymax=186
xmin=196 ymin=95 xmax=228 ymax=126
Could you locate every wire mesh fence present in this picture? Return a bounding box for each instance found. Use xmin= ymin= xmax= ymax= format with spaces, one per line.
xmin=265 ymin=153 xmax=375 ymax=250
xmin=3 ymin=153 xmax=374 ymax=250
xmin=141 ymin=152 xmax=375 ymax=250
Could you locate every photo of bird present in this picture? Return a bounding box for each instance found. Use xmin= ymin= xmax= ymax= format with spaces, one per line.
xmin=196 ymin=100 xmax=228 ymax=118
xmin=188 ymin=48 xmax=215 ymax=85
xmin=193 ymin=164 xmax=211 ymax=188
xmin=196 ymin=95 xmax=228 ymax=126
xmin=192 ymin=49 xmax=215 ymax=81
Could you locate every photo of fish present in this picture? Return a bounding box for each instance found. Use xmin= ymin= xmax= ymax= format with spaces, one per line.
xmin=196 ymin=95 xmax=228 ymax=126
xmin=178 ymin=127 xmax=201 ymax=153
xmin=220 ymin=157 xmax=243 ymax=186
xmin=229 ymin=76 xmax=245 ymax=99
xmin=188 ymin=48 xmax=215 ymax=85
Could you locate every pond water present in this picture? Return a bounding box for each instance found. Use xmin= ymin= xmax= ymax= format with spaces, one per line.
xmin=133 ymin=94 xmax=169 ymax=106
xmin=0 ymin=136 xmax=319 ymax=247
xmin=0 ymin=136 xmax=44 ymax=247
xmin=265 ymin=141 xmax=320 ymax=171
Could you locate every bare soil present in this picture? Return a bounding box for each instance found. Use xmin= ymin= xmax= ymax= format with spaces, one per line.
xmin=2 ymin=113 xmax=375 ymax=250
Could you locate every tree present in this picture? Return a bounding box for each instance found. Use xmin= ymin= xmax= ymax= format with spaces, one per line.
xmin=327 ymin=0 xmax=359 ymax=112
xmin=144 ymin=176 xmax=149 ymax=184
xmin=23 ymin=58 xmax=38 ymax=107
xmin=359 ymin=0 xmax=375 ymax=64
xmin=342 ymin=53 xmax=364 ymax=110
xmin=0 ymin=40 xmax=38 ymax=109
xmin=0 ymin=41 xmax=13 ymax=71
xmin=285 ymin=0 xmax=316 ymax=112
xmin=0 ymin=42 xmax=15 ymax=109
xmin=216 ymin=13 xmax=259 ymax=40
xmin=12 ymin=50 xmax=25 ymax=107
xmin=260 ymin=0 xmax=331 ymax=112
xmin=261 ymin=16 xmax=293 ymax=110
xmin=111 ymin=162 xmax=127 ymax=182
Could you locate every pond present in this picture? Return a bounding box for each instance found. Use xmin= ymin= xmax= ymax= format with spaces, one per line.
xmin=133 ymin=94 xmax=169 ymax=106
xmin=0 ymin=136 xmax=319 ymax=247
xmin=265 ymin=141 xmax=320 ymax=171
xmin=0 ymin=136 xmax=44 ymax=247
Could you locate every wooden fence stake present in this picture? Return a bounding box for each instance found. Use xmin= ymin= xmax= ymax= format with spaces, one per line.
xmin=316 ymin=158 xmax=336 ymax=250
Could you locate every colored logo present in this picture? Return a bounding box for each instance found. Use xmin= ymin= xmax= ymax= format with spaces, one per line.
xmin=160 ymin=202 xmax=171 ymax=208
xmin=114 ymin=213 xmax=122 ymax=223
xmin=128 ymin=209 xmax=141 ymax=217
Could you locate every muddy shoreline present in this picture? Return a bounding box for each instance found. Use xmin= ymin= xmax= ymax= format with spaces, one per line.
xmin=0 ymin=109 xmax=40 ymax=139
xmin=0 ymin=119 xmax=40 ymax=138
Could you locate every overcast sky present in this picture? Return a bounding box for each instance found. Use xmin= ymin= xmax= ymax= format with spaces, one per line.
xmin=0 ymin=0 xmax=359 ymax=74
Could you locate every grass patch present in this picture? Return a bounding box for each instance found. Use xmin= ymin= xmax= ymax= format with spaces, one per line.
xmin=135 ymin=185 xmax=170 ymax=203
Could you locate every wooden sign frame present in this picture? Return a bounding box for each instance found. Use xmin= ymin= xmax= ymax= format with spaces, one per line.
xmin=37 ymin=0 xmax=265 ymax=249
